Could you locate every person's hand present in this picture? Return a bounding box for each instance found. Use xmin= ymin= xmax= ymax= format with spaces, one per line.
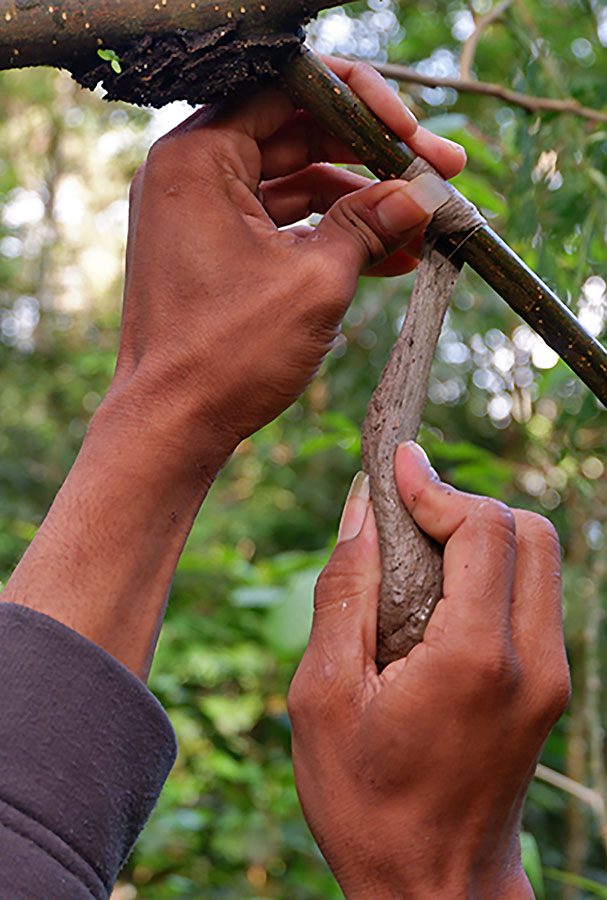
xmin=288 ymin=442 xmax=570 ymax=899
xmin=112 ymin=58 xmax=466 ymax=463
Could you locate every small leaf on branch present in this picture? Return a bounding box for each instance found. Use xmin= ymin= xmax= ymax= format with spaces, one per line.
xmin=97 ymin=49 xmax=122 ymax=75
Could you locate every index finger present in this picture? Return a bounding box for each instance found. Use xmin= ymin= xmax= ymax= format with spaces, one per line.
xmin=322 ymin=55 xmax=418 ymax=141
xmin=322 ymin=56 xmax=467 ymax=179
xmin=258 ymin=57 xmax=466 ymax=180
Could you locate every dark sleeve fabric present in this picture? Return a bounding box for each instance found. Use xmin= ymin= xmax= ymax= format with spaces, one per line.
xmin=0 ymin=602 xmax=177 ymax=899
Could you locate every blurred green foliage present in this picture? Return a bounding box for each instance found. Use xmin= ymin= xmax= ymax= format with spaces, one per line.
xmin=1 ymin=1 xmax=607 ymax=897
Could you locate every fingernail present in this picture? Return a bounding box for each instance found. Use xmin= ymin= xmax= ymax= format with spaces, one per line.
xmin=398 ymin=441 xmax=439 ymax=480
xmin=376 ymin=174 xmax=450 ymax=233
xmin=401 ymin=105 xmax=418 ymax=128
xmin=444 ymin=137 xmax=467 ymax=158
xmin=406 ymin=174 xmax=451 ymax=215
xmin=338 ymin=471 xmax=370 ymax=542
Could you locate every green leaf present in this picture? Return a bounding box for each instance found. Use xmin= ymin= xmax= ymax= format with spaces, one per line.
xmin=520 ymin=832 xmax=544 ymax=898
xmin=97 ymin=48 xmax=122 ymax=74
xmin=451 ymin=170 xmax=508 ymax=216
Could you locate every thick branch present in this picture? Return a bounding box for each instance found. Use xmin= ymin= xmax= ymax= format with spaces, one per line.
xmin=367 ymin=60 xmax=607 ymax=125
xmin=0 ymin=0 xmax=341 ymax=70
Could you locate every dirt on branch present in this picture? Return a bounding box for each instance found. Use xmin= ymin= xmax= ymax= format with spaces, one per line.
xmin=1 ymin=0 xmax=332 ymax=107
xmin=69 ymin=25 xmax=304 ymax=107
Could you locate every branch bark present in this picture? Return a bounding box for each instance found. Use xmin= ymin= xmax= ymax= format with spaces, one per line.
xmin=0 ymin=0 xmax=341 ymax=69
xmin=361 ymin=240 xmax=459 ymax=668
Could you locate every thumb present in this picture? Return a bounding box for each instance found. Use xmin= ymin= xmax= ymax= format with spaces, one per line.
xmin=307 ymin=473 xmax=381 ymax=678
xmin=311 ymin=173 xmax=450 ymax=273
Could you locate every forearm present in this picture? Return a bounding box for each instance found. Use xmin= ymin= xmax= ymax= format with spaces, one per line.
xmin=1 ymin=378 xmax=234 ymax=678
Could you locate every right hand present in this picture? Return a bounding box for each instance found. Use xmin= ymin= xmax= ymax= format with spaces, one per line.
xmin=288 ymin=442 xmax=570 ymax=899
xmin=108 ymin=60 xmax=465 ymax=465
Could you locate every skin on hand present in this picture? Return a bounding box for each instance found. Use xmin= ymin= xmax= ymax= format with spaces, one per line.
xmin=116 ymin=58 xmax=466 ymax=455
xmin=288 ymin=443 xmax=570 ymax=900
xmin=2 ymin=62 xmax=465 ymax=678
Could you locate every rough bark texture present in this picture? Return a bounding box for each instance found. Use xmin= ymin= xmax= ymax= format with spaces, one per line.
xmin=0 ymin=0 xmax=341 ymax=71
xmin=362 ymin=241 xmax=461 ymax=669
xmin=71 ymin=26 xmax=304 ymax=107
xmin=358 ymin=155 xmax=483 ymax=666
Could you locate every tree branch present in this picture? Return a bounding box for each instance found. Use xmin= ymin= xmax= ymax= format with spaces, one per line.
xmin=0 ymin=0 xmax=341 ymax=70
xmin=366 ymin=60 xmax=607 ymax=125
xmin=459 ymin=0 xmax=513 ymax=80
xmin=535 ymin=763 xmax=606 ymax=821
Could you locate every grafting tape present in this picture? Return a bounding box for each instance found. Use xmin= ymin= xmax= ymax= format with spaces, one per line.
xmin=404 ymin=156 xmax=487 ymax=251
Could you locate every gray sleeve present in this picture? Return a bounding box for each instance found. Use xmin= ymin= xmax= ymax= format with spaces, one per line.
xmin=0 ymin=602 xmax=177 ymax=899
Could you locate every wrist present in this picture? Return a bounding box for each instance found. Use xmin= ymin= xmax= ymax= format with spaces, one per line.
xmin=344 ymin=867 xmax=531 ymax=900
xmin=94 ymin=370 xmax=238 ymax=487
xmin=332 ymin=833 xmax=531 ymax=900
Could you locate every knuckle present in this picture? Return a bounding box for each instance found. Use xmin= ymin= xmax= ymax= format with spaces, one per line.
xmin=145 ymin=133 xmax=210 ymax=191
xmin=288 ymin=648 xmax=350 ymax=725
xmin=300 ymin=250 xmax=345 ymax=296
xmin=145 ymin=137 xmax=177 ymax=187
xmin=533 ymin=662 xmax=571 ymax=725
xmin=466 ymin=643 xmax=522 ymax=696
xmin=331 ymin=196 xmax=389 ymax=264
xmin=549 ymin=668 xmax=572 ymax=716
xmin=205 ymin=129 xmax=239 ymax=168
xmin=291 ymin=252 xmax=353 ymax=337
xmin=314 ymin=546 xmax=371 ymax=612
xmin=287 ymin=667 xmax=315 ymax=724
xmin=517 ymin=510 xmax=561 ymax=557
xmin=472 ymin=499 xmax=516 ymax=543
xmin=314 ymin=556 xmax=349 ymax=611
xmin=129 ymin=164 xmax=146 ymax=200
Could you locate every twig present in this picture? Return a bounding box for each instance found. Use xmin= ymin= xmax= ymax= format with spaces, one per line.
xmin=536 ymin=763 xmax=606 ymax=821
xmin=365 ymin=60 xmax=607 ymax=125
xmin=460 ymin=0 xmax=513 ymax=80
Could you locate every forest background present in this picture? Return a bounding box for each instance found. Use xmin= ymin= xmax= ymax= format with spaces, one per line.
xmin=1 ymin=0 xmax=606 ymax=896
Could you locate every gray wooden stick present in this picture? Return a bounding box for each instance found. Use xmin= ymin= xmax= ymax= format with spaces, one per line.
xmin=361 ymin=240 xmax=462 ymax=668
